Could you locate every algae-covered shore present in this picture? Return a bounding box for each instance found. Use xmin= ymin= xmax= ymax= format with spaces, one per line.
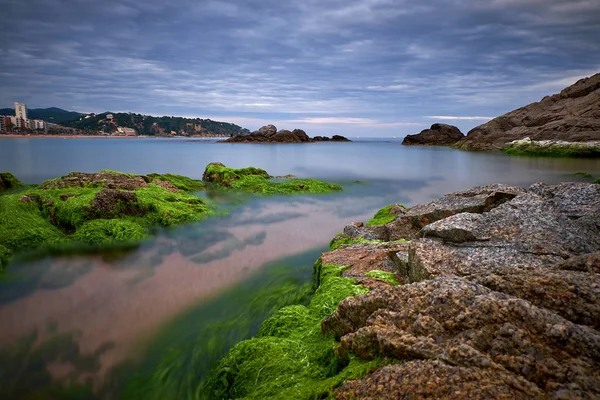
xmin=203 ymin=181 xmax=600 ymax=399
xmin=0 ymin=164 xmax=342 ymax=271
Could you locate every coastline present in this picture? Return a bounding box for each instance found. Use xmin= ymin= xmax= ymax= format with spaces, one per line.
xmin=0 ymin=134 xmax=228 ymax=139
xmin=204 ymin=181 xmax=600 ymax=398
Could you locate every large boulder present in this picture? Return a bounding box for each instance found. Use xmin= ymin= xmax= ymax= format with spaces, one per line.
xmin=258 ymin=124 xmax=277 ymax=137
xmin=320 ymin=181 xmax=600 ymax=399
xmin=456 ymin=72 xmax=600 ymax=150
xmin=402 ymin=123 xmax=464 ymax=146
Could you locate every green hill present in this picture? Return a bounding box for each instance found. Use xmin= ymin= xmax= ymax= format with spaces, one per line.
xmin=66 ymin=112 xmax=250 ymax=137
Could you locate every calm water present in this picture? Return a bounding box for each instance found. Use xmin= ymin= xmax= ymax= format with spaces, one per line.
xmin=0 ymin=137 xmax=599 ymax=398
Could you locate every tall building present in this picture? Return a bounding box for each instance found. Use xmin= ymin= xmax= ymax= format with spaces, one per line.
xmin=15 ymin=102 xmax=27 ymax=121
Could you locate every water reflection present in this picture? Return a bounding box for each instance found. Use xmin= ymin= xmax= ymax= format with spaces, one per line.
xmin=0 ymin=139 xmax=599 ymax=398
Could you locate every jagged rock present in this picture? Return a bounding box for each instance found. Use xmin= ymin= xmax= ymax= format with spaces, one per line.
xmin=402 ymin=123 xmax=464 ymax=146
xmin=319 ymin=181 xmax=600 ymax=399
xmin=340 ymin=183 xmax=525 ymax=242
xmin=457 ymin=72 xmax=600 ymax=151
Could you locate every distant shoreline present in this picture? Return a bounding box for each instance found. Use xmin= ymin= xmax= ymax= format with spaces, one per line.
xmin=0 ymin=134 xmax=228 ymax=139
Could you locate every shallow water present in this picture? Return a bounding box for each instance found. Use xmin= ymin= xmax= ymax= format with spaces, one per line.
xmin=0 ymin=138 xmax=599 ymax=398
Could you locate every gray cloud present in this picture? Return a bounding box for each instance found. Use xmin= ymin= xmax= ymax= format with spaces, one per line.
xmin=0 ymin=0 xmax=598 ymax=136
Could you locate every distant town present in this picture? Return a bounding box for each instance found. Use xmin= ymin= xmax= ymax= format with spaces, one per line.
xmin=0 ymin=101 xmax=250 ymax=138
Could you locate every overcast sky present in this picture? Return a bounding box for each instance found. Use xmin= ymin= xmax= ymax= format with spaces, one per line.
xmin=1 ymin=0 xmax=599 ymax=137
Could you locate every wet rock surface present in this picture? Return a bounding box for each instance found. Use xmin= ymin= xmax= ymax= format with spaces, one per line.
xmin=222 ymin=125 xmax=351 ymax=143
xmin=402 ymin=123 xmax=464 ymax=146
xmin=456 ymin=72 xmax=600 ymax=151
xmin=321 ymin=181 xmax=600 ymax=399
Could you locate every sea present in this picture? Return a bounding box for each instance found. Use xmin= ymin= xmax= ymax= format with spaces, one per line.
xmin=0 ymin=137 xmax=599 ymax=398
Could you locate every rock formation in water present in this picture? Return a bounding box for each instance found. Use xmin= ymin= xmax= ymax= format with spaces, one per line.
xmin=402 ymin=123 xmax=464 ymax=146
xmin=206 ymin=180 xmax=600 ymax=398
xmin=222 ymin=125 xmax=351 ymax=143
xmin=325 ymin=181 xmax=600 ymax=398
xmin=456 ymin=72 xmax=600 ymax=151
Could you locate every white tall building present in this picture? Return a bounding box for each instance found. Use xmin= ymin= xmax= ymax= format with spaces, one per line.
xmin=15 ymin=102 xmax=27 ymax=121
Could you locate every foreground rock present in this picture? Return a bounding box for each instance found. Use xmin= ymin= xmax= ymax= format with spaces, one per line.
xmin=222 ymin=125 xmax=351 ymax=143
xmin=0 ymin=171 xmax=210 ymax=270
xmin=456 ymin=72 xmax=600 ymax=151
xmin=402 ymin=123 xmax=464 ymax=146
xmin=324 ymin=181 xmax=600 ymax=398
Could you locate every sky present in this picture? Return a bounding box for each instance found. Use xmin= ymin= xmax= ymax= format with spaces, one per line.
xmin=1 ymin=0 xmax=599 ymax=137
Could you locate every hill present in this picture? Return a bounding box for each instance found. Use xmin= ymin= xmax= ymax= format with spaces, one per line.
xmin=0 ymin=107 xmax=83 ymax=124
xmin=65 ymin=112 xmax=251 ymax=137
xmin=455 ymin=72 xmax=600 ymax=151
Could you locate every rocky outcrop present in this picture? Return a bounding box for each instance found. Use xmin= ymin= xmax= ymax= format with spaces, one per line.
xmin=222 ymin=125 xmax=351 ymax=143
xmin=402 ymin=123 xmax=464 ymax=146
xmin=41 ymin=171 xmax=149 ymax=190
xmin=456 ymin=72 xmax=600 ymax=151
xmin=322 ymin=181 xmax=600 ymax=399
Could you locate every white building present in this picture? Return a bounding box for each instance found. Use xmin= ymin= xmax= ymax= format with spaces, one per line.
xmin=0 ymin=116 xmax=5 ymax=132
xmin=27 ymin=119 xmax=46 ymax=130
xmin=15 ymin=102 xmax=27 ymax=121
xmin=9 ymin=116 xmax=25 ymax=129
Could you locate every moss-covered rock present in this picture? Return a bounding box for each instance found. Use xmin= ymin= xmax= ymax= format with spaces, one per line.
xmin=366 ymin=203 xmax=405 ymax=226
xmin=364 ymin=270 xmax=400 ymax=285
xmin=203 ymin=262 xmax=379 ymax=399
xmin=0 ymin=171 xmax=212 ymax=269
xmin=202 ymin=162 xmax=343 ymax=195
xmin=0 ymin=172 xmax=23 ymax=192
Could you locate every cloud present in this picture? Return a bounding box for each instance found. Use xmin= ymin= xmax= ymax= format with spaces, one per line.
xmin=0 ymin=0 xmax=599 ymax=137
xmin=426 ymin=116 xmax=493 ymax=121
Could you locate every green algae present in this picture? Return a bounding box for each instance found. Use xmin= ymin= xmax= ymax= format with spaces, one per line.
xmin=365 ymin=269 xmax=400 ymax=285
xmin=0 ymin=172 xmax=23 ymax=191
xmin=502 ymin=145 xmax=600 ymax=158
xmin=203 ymin=262 xmax=375 ymax=399
xmin=108 ymin=249 xmax=323 ymax=400
xmin=366 ymin=203 xmax=404 ymax=226
xmin=145 ymin=173 xmax=205 ymax=191
xmin=203 ymin=163 xmax=343 ymax=195
xmin=0 ymin=172 xmax=213 ymax=270
xmin=329 ymin=236 xmax=383 ymax=251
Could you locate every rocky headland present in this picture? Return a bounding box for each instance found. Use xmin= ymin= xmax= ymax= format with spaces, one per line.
xmin=222 ymin=124 xmax=351 ymax=143
xmin=207 ymin=181 xmax=600 ymax=398
xmin=401 ymin=72 xmax=600 ymax=155
xmin=457 ymin=72 xmax=600 ymax=152
xmin=402 ymin=123 xmax=464 ymax=146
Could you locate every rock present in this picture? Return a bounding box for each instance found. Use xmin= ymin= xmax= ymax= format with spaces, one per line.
xmin=456 ymin=72 xmax=600 ymax=151
xmin=152 ymin=179 xmax=180 ymax=193
xmin=221 ymin=126 xmax=352 ymax=143
xmin=402 ymin=123 xmax=464 ymax=146
xmin=88 ymin=189 xmax=146 ymax=219
xmin=258 ymin=124 xmax=277 ymax=137
xmin=292 ymin=129 xmax=310 ymax=142
xmin=339 ymin=183 xmax=525 ymax=242
xmin=41 ymin=171 xmax=148 ymax=190
xmin=272 ymin=130 xmax=300 ymax=143
xmin=318 ymin=181 xmax=600 ymax=399
xmin=330 ymin=135 xmax=352 ymax=142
